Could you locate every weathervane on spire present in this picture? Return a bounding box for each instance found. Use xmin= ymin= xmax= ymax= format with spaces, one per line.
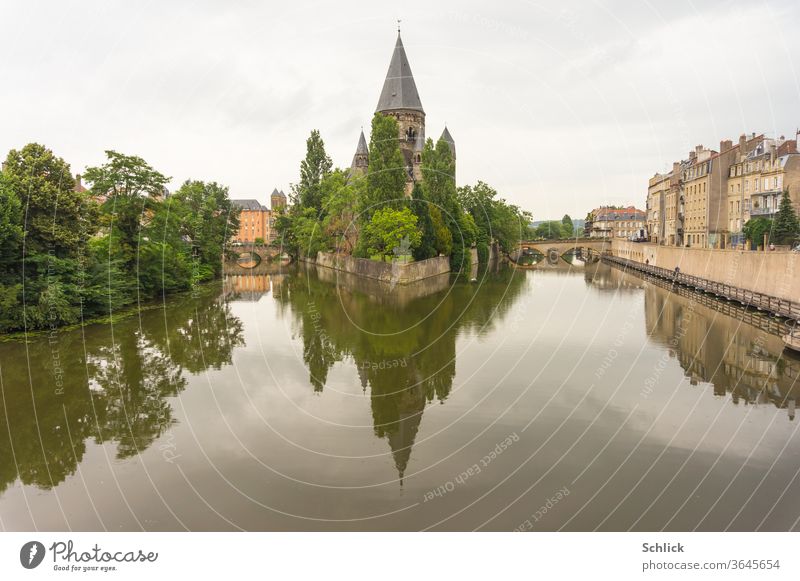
xmin=397 ymin=19 xmax=401 ymax=33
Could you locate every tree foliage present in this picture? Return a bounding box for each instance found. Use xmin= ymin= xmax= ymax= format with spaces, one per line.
xmin=410 ymin=184 xmax=436 ymax=260
xmin=561 ymin=214 xmax=574 ymax=237
xmin=772 ymin=190 xmax=799 ymax=245
xmin=362 ymin=207 xmax=421 ymax=261
xmin=365 ymin=113 xmax=407 ymax=213
xmin=743 ymin=217 xmax=773 ymax=248
xmin=293 ymin=130 xmax=332 ymax=214
xmin=0 ymin=144 xmax=238 ymax=333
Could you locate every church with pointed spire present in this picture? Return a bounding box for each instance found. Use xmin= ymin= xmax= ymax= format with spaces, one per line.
xmin=349 ymin=29 xmax=455 ymax=194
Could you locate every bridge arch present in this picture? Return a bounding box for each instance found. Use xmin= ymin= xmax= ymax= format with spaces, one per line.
xmin=513 ymin=239 xmax=610 ymax=267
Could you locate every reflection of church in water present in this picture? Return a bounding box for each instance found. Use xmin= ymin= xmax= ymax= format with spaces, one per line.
xmin=265 ymin=264 xmax=525 ymax=482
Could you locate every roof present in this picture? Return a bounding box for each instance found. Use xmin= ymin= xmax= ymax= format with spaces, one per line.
xmin=232 ymin=199 xmax=267 ymax=211
xmin=591 ymin=206 xmax=645 ymax=221
xmin=376 ymin=32 xmax=424 ymax=113
xmin=355 ymin=129 xmax=368 ymax=155
xmin=440 ymin=126 xmax=455 ymax=158
xmin=271 ymin=188 xmax=286 ymax=198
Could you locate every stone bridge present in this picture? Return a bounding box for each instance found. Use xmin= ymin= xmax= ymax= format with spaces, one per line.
xmin=511 ymin=238 xmax=611 ymax=267
xmin=224 ymin=244 xmax=287 ymax=273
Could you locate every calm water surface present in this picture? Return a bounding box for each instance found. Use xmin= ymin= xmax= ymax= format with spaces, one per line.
xmin=1 ymin=262 xmax=798 ymax=531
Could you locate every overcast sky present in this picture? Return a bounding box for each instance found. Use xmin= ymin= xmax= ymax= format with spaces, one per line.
xmin=2 ymin=0 xmax=799 ymax=219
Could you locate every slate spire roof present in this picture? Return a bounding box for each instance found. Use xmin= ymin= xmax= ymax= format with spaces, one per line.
xmin=440 ymin=126 xmax=455 ymax=158
xmin=355 ymin=129 xmax=368 ymax=155
xmin=375 ymin=32 xmax=424 ymax=113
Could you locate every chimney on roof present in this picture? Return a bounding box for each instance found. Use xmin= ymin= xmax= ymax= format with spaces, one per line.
xmin=689 ymin=150 xmax=697 ymax=160
xmin=720 ymin=139 xmax=733 ymax=152
xmin=76 ymin=174 xmax=82 ymax=189
xmin=739 ymin=134 xmax=747 ymax=150
xmin=695 ymin=145 xmax=703 ymax=153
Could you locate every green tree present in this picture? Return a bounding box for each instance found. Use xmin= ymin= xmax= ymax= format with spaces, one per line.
xmin=561 ymin=214 xmax=574 ymax=237
xmin=0 ymin=172 xmax=22 ymax=277
xmin=2 ymin=144 xmax=99 ymax=330
xmin=365 ymin=113 xmax=406 ymax=213
xmin=170 ymin=180 xmax=239 ymax=278
xmin=83 ymin=150 xmax=170 ymax=269
xmin=743 ymin=217 xmax=773 ymax=249
xmin=293 ymin=130 xmax=332 ymax=214
xmin=429 ymin=205 xmax=452 ymax=257
xmin=293 ymin=207 xmax=330 ymax=260
xmin=772 ymin=190 xmax=800 ymax=245
xmin=458 ymin=181 xmax=528 ymax=256
xmin=0 ymin=173 xmax=23 ymax=330
xmin=421 ymin=137 xmax=465 ymax=270
xmin=410 ymin=184 xmax=436 ymax=260
xmin=4 ymin=143 xmax=97 ymax=258
xmin=320 ymin=169 xmax=359 ymax=254
xmin=362 ymin=207 xmax=421 ymax=261
xmin=534 ymin=221 xmax=564 ymax=240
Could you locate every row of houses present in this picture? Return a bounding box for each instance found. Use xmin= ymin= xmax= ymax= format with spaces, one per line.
xmin=645 ymin=132 xmax=800 ymax=248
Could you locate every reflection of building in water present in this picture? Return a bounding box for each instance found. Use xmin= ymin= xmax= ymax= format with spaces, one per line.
xmin=584 ymin=263 xmax=646 ymax=292
xmin=224 ymin=274 xmax=286 ymax=302
xmin=644 ymin=275 xmax=800 ymax=421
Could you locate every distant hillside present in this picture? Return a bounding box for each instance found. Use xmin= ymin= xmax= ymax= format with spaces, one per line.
xmin=530 ymin=219 xmax=585 ymax=229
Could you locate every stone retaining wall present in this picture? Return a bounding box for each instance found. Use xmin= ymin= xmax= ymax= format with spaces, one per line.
xmin=612 ymin=239 xmax=799 ymax=303
xmin=309 ymin=252 xmax=451 ymax=285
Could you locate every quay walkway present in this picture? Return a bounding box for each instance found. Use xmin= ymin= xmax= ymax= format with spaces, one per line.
xmin=602 ymin=254 xmax=800 ymax=322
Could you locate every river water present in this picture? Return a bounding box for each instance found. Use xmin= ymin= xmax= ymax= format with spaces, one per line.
xmin=1 ymin=261 xmax=798 ymax=531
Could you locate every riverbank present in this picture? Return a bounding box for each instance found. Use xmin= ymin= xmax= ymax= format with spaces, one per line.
xmin=0 ymin=281 xmax=223 ymax=343
xmin=612 ymin=239 xmax=800 ymax=304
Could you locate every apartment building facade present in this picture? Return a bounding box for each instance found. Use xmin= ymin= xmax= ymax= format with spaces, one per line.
xmin=232 ymin=199 xmax=271 ymax=244
xmin=645 ymin=132 xmax=800 ymax=248
xmin=586 ymin=206 xmax=646 ymax=239
xmin=727 ymin=136 xmax=800 ymax=246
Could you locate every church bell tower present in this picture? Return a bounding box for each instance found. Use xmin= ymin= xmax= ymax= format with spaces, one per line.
xmin=375 ymin=30 xmax=425 ymax=194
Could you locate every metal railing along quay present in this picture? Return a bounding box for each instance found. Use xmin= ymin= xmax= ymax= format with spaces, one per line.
xmin=601 ymin=254 xmax=800 ymax=322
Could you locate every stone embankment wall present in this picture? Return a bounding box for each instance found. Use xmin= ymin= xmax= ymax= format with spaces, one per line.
xmin=309 ymin=252 xmax=451 ymax=285
xmin=612 ymin=239 xmax=799 ymax=303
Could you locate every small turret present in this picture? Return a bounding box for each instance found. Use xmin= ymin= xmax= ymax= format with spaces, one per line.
xmin=440 ymin=126 xmax=456 ymax=160
xmin=350 ymin=129 xmax=369 ymax=177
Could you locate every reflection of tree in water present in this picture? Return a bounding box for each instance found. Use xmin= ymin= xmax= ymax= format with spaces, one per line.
xmin=642 ymin=273 xmax=800 ymax=420
xmin=0 ymin=287 xmax=244 ymax=493
xmin=275 ymin=264 xmax=527 ymax=480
